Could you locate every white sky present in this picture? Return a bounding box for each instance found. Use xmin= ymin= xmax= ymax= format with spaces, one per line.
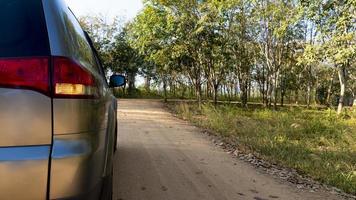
xmin=65 ymin=0 xmax=143 ymax=21
xmin=66 ymin=0 xmax=145 ymax=86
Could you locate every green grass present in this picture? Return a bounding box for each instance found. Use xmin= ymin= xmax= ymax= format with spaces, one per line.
xmin=113 ymin=88 xmax=163 ymax=99
xmin=168 ymin=102 xmax=356 ymax=194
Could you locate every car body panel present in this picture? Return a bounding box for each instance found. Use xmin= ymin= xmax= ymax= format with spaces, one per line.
xmin=0 ymin=146 xmax=50 ymax=200
xmin=0 ymin=89 xmax=52 ymax=147
xmin=0 ymin=0 xmax=52 ymax=199
xmin=0 ymin=0 xmax=117 ymax=199
xmin=42 ymin=0 xmax=117 ymax=199
xmin=53 ymin=99 xmax=106 ymax=134
xmin=50 ymin=133 xmax=106 ymax=199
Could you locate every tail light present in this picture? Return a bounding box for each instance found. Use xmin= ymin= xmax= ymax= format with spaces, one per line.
xmin=0 ymin=57 xmax=50 ymax=95
xmin=53 ymin=57 xmax=97 ymax=99
xmin=0 ymin=56 xmax=98 ymax=99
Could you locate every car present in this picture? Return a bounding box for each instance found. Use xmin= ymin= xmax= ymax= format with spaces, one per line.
xmin=0 ymin=0 xmax=125 ymax=199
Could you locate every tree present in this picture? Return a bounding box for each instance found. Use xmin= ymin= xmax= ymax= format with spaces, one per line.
xmin=111 ymin=29 xmax=143 ymax=95
xmin=79 ymin=15 xmax=122 ymax=70
xmin=301 ymin=0 xmax=356 ymax=114
xmin=117 ymin=0 xmax=355 ymax=113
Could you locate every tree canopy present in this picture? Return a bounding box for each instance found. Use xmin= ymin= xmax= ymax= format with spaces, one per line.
xmin=80 ymin=0 xmax=356 ymax=113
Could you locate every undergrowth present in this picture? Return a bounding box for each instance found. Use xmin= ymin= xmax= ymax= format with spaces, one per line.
xmin=169 ymin=102 xmax=356 ymax=194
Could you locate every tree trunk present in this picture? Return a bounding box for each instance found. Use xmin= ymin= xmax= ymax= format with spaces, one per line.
xmin=145 ymin=76 xmax=151 ymax=92
xmin=280 ymin=69 xmax=287 ymax=107
xmin=127 ymin=72 xmax=136 ymax=96
xmin=163 ymin=78 xmax=168 ymax=103
xmin=123 ymin=84 xmax=127 ymax=96
xmin=213 ymin=84 xmax=219 ymax=106
xmin=237 ymin=74 xmax=248 ymax=108
xmin=227 ymin=84 xmax=232 ymax=101
xmin=196 ymin=83 xmax=202 ymax=109
xmin=234 ymin=80 xmax=238 ymax=98
xmin=248 ymin=78 xmax=251 ymax=101
xmin=326 ymin=80 xmax=333 ymax=107
xmin=273 ymin=70 xmax=279 ymax=110
xmin=307 ymin=65 xmax=312 ymax=108
xmin=266 ymin=74 xmax=272 ymax=107
xmin=181 ymin=84 xmax=186 ymax=99
xmin=230 ymin=83 xmax=234 ymax=100
xmin=307 ymin=83 xmax=311 ymax=108
xmin=295 ymin=89 xmax=299 ymax=105
xmin=337 ymin=66 xmax=346 ymax=114
xmin=169 ymin=80 xmax=176 ymax=97
xmin=206 ymin=82 xmax=211 ymax=99
xmin=260 ymin=82 xmax=266 ymax=105
xmin=262 ymin=65 xmax=266 ymax=105
xmin=240 ymin=81 xmax=248 ymax=108
xmin=281 ymin=91 xmax=285 ymax=107
xmin=326 ymin=71 xmax=334 ymax=107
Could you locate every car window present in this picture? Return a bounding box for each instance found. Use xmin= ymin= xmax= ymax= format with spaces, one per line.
xmin=83 ymin=31 xmax=109 ymax=85
xmin=95 ymin=54 xmax=109 ymax=87
xmin=0 ymin=0 xmax=50 ymax=58
xmin=62 ymin=6 xmax=102 ymax=75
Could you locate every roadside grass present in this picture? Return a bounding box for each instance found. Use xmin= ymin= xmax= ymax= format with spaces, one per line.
xmin=168 ymin=102 xmax=356 ymax=194
xmin=113 ymin=88 xmax=162 ymax=99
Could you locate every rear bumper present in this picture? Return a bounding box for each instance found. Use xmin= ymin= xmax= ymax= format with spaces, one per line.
xmin=0 ymin=133 xmax=108 ymax=200
xmin=0 ymin=146 xmax=50 ymax=200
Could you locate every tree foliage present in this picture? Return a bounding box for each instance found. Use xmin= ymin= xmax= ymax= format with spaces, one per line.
xmin=80 ymin=0 xmax=355 ymax=113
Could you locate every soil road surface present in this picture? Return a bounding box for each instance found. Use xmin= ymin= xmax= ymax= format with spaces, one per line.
xmin=113 ymin=99 xmax=341 ymax=200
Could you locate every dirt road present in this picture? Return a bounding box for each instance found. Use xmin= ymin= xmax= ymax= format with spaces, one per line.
xmin=113 ymin=99 xmax=341 ymax=200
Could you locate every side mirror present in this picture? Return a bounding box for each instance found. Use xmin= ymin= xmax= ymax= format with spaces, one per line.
xmin=110 ymin=74 xmax=126 ymax=88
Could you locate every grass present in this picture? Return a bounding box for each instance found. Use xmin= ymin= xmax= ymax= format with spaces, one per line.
xmin=113 ymin=88 xmax=162 ymax=99
xmin=168 ymin=102 xmax=356 ymax=195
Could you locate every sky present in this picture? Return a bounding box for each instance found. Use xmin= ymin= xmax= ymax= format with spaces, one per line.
xmin=66 ymin=0 xmax=143 ymax=21
xmin=66 ymin=0 xmax=145 ymax=85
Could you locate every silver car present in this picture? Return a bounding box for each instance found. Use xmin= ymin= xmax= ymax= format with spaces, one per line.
xmin=0 ymin=0 xmax=125 ymax=199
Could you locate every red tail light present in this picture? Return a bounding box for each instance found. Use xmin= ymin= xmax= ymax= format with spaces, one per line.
xmin=53 ymin=57 xmax=97 ymax=99
xmin=0 ymin=56 xmax=97 ymax=99
xmin=0 ymin=57 xmax=50 ymax=95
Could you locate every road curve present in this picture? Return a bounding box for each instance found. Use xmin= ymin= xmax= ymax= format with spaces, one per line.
xmin=113 ymin=99 xmax=341 ymax=200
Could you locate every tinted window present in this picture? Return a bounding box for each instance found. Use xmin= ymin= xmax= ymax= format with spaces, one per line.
xmin=0 ymin=0 xmax=50 ymax=58
xmin=61 ymin=7 xmax=101 ymax=74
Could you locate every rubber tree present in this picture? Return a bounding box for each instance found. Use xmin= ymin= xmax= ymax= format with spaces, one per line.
xmin=302 ymin=0 xmax=356 ymax=114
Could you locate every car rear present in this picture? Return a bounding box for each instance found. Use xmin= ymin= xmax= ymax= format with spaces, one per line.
xmin=0 ymin=0 xmax=116 ymax=199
